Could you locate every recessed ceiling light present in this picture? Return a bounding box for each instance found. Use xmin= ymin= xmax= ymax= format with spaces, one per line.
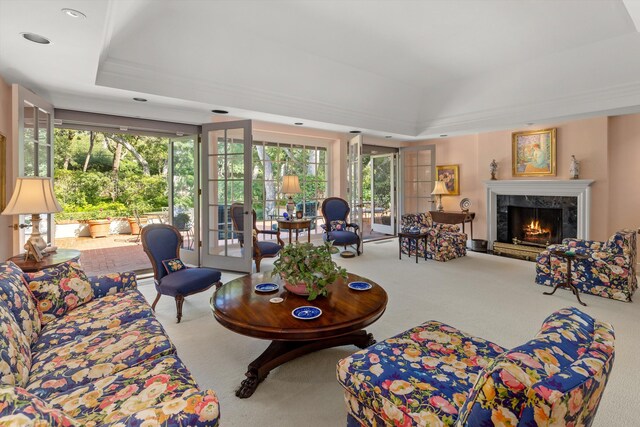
xmin=440 ymin=134 xmax=448 ymax=137
xmin=527 ymin=122 xmax=535 ymax=126
xmin=133 ymin=97 xmax=147 ymax=102
xmin=21 ymin=32 xmax=50 ymax=44
xmin=119 ymin=127 xmax=128 ymax=131
xmin=176 ymin=132 xmax=184 ymax=137
xmin=61 ymin=8 xmax=86 ymax=19
xmin=385 ymin=136 xmax=392 ymax=139
xmin=211 ymin=109 xmax=229 ymax=114
xmin=294 ymin=122 xmax=304 ymax=126
xmin=349 ymin=130 xmax=361 ymax=134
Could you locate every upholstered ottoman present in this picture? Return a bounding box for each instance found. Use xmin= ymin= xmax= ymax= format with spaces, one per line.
xmin=337 ymin=308 xmax=614 ymax=426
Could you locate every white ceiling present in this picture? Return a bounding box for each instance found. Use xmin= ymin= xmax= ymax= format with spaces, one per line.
xmin=1 ymin=0 xmax=640 ymax=140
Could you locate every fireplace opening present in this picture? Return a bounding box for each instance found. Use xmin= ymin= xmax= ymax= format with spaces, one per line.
xmin=507 ymin=206 xmax=563 ymax=247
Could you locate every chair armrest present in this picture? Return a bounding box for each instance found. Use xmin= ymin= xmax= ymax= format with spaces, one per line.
xmin=561 ymin=238 xmax=604 ymax=250
xmin=433 ymin=223 xmax=461 ymax=233
xmin=88 ymin=271 xmax=137 ymax=299
xmin=347 ymin=223 xmax=359 ymax=231
xmin=259 ymin=229 xmax=279 ymax=236
xmin=100 ymin=390 xmax=219 ymax=427
xmin=320 ymin=224 xmax=328 ymax=232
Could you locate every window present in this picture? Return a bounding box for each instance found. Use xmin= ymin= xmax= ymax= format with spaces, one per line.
xmin=251 ymin=141 xmax=328 ymax=234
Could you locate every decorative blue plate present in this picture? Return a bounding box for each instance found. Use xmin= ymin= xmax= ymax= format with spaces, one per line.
xmin=348 ymin=281 xmax=372 ymax=291
xmin=255 ymin=283 xmax=279 ymax=293
xmin=292 ymin=306 xmax=322 ymax=320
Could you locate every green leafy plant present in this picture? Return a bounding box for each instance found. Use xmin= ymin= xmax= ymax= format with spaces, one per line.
xmin=272 ymin=241 xmax=347 ymax=300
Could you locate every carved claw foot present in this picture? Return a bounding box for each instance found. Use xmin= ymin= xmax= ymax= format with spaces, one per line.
xmin=236 ymin=373 xmax=260 ymax=398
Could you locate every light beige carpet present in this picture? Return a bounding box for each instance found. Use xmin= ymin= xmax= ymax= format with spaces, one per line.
xmin=137 ymin=239 xmax=639 ymax=426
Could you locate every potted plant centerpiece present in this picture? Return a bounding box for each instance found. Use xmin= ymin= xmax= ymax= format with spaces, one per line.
xmin=272 ymin=241 xmax=347 ymax=301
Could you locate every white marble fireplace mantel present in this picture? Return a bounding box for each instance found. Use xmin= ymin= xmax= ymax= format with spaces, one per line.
xmin=484 ymin=179 xmax=594 ymax=249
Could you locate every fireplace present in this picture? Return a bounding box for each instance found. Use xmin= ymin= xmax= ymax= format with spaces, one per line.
xmin=484 ymin=180 xmax=594 ymax=260
xmin=507 ymin=206 xmax=563 ymax=246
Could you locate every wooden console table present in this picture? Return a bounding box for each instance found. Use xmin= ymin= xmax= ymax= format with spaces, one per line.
xmin=429 ymin=211 xmax=475 ymax=238
xmin=7 ymin=248 xmax=81 ymax=272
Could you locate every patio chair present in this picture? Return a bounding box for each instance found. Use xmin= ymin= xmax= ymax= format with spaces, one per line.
xmin=230 ymin=203 xmax=284 ymax=272
xmin=321 ymin=197 xmax=361 ymax=255
xmin=141 ymin=224 xmax=222 ymax=323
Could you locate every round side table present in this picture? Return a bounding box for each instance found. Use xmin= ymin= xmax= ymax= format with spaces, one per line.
xmin=6 ymin=248 xmax=81 ymax=272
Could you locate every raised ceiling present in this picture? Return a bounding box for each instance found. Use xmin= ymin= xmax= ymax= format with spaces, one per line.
xmin=1 ymin=0 xmax=640 ymax=139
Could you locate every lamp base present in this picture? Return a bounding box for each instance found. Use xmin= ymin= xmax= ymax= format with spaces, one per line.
xmin=435 ymin=196 xmax=444 ymax=212
xmin=286 ymin=197 xmax=295 ymax=218
xmin=28 ymin=213 xmax=48 ymax=250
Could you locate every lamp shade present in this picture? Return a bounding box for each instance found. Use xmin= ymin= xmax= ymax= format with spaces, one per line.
xmin=1 ymin=177 xmax=62 ymax=215
xmin=431 ymin=180 xmax=449 ymax=196
xmin=281 ymin=175 xmax=301 ymax=194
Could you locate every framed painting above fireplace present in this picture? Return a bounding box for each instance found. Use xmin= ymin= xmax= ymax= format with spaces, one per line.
xmin=512 ymin=128 xmax=556 ymax=177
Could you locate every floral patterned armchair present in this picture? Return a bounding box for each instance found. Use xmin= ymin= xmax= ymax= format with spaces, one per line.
xmin=536 ymin=229 xmax=637 ymax=302
xmin=337 ymin=307 xmax=614 ymax=427
xmin=400 ymin=213 xmax=467 ymax=261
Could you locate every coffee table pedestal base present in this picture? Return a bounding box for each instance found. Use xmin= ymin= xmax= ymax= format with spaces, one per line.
xmin=236 ymin=330 xmax=375 ymax=398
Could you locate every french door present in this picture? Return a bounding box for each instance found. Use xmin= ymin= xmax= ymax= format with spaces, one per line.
xmin=370 ymin=153 xmax=396 ymax=235
xmin=201 ymin=120 xmax=253 ymax=272
xmin=348 ymin=135 xmax=363 ymax=253
xmin=168 ymin=135 xmax=199 ymax=265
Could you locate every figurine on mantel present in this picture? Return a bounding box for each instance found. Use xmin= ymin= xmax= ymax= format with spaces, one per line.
xmin=569 ymin=155 xmax=580 ymax=179
xmin=489 ymin=159 xmax=498 ymax=180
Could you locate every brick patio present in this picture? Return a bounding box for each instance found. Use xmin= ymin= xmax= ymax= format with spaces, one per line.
xmin=56 ymin=234 xmax=152 ymax=277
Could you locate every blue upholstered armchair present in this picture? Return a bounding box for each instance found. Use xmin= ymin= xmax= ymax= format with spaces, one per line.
xmin=141 ymin=224 xmax=222 ymax=323
xmin=320 ymin=197 xmax=361 ymax=255
xmin=230 ymin=203 xmax=284 ymax=272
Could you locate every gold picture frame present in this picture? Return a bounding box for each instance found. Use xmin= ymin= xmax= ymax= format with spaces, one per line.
xmin=0 ymin=133 xmax=5 ymax=211
xmin=512 ymin=128 xmax=557 ymax=177
xmin=435 ymin=164 xmax=460 ymax=196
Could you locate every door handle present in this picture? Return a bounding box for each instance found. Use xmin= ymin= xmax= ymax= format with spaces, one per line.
xmin=244 ymin=211 xmax=249 ymax=215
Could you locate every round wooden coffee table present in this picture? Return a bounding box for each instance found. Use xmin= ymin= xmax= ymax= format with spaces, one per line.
xmin=211 ymin=272 xmax=388 ymax=398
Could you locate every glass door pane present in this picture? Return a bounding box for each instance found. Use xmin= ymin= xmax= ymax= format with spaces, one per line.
xmin=400 ymin=146 xmax=435 ymax=216
xmin=348 ymin=135 xmax=363 ymax=253
xmin=169 ymin=135 xmax=199 ymax=265
xmin=371 ymin=153 xmax=395 ymax=235
xmin=202 ymin=121 xmax=253 ymax=272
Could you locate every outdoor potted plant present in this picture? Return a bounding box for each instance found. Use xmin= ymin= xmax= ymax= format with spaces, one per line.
xmin=272 ymin=241 xmax=347 ymax=301
xmin=87 ymin=218 xmax=111 ymax=238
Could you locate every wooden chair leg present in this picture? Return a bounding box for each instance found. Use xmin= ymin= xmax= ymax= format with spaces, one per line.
xmin=255 ymin=258 xmax=261 ymax=273
xmin=151 ymin=292 xmax=161 ymax=311
xmin=175 ymin=295 xmax=184 ymax=323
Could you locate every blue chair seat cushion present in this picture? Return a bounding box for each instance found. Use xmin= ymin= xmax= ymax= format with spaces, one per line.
xmin=255 ymin=241 xmax=282 ymax=256
xmin=158 ymin=267 xmax=221 ymax=297
xmin=324 ymin=230 xmax=359 ymax=245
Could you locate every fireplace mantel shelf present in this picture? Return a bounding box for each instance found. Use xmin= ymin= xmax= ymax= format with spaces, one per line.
xmin=484 ymin=179 xmax=594 ymax=249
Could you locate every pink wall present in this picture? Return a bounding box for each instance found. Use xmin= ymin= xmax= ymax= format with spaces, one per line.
xmin=0 ymin=77 xmax=13 ymax=260
xmin=608 ymin=114 xmax=640 ymax=234
xmin=406 ymin=116 xmax=622 ymax=242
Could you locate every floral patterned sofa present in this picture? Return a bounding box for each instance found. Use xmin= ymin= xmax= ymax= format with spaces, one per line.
xmin=0 ymin=260 xmax=219 ymax=426
xmin=535 ymin=229 xmax=637 ymax=302
xmin=337 ymin=307 xmax=614 ymax=426
xmin=400 ymin=213 xmax=467 ymax=261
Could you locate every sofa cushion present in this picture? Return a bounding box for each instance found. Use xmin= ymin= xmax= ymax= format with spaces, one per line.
xmin=47 ymin=355 xmax=215 ymax=425
xmin=0 ymin=304 xmax=31 ymax=387
xmin=0 ymin=261 xmax=41 ymax=344
xmin=88 ymin=271 xmax=138 ymax=299
xmin=25 ymin=260 xmax=93 ymax=325
xmin=459 ymin=307 xmax=615 ymax=426
xmin=0 ymin=385 xmax=79 ymax=426
xmin=337 ymin=321 xmax=505 ymax=426
xmin=32 ymin=290 xmax=153 ymax=354
xmin=27 ymin=316 xmax=176 ymax=399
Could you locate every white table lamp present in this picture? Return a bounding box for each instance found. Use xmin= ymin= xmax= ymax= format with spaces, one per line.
xmin=2 ymin=177 xmax=63 ymax=250
xmin=281 ymin=175 xmax=301 ymax=217
xmin=431 ymin=180 xmax=449 ymax=212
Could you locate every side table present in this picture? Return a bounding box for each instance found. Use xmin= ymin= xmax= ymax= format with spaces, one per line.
xmin=544 ymin=250 xmax=588 ymax=306
xmin=7 ymin=248 xmax=81 ymax=272
xmin=277 ymin=219 xmax=312 ymax=244
xmin=398 ymin=232 xmax=428 ymax=263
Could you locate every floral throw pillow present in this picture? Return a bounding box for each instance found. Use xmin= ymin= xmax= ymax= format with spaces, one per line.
xmin=162 ymin=258 xmax=186 ymax=274
xmin=330 ymin=220 xmax=347 ymax=231
xmin=0 ymin=262 xmax=41 ymax=343
xmin=25 ymin=260 xmax=93 ymax=325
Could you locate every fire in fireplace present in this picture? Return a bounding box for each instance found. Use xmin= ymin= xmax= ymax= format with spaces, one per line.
xmin=507 ymin=206 xmax=562 ymax=247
